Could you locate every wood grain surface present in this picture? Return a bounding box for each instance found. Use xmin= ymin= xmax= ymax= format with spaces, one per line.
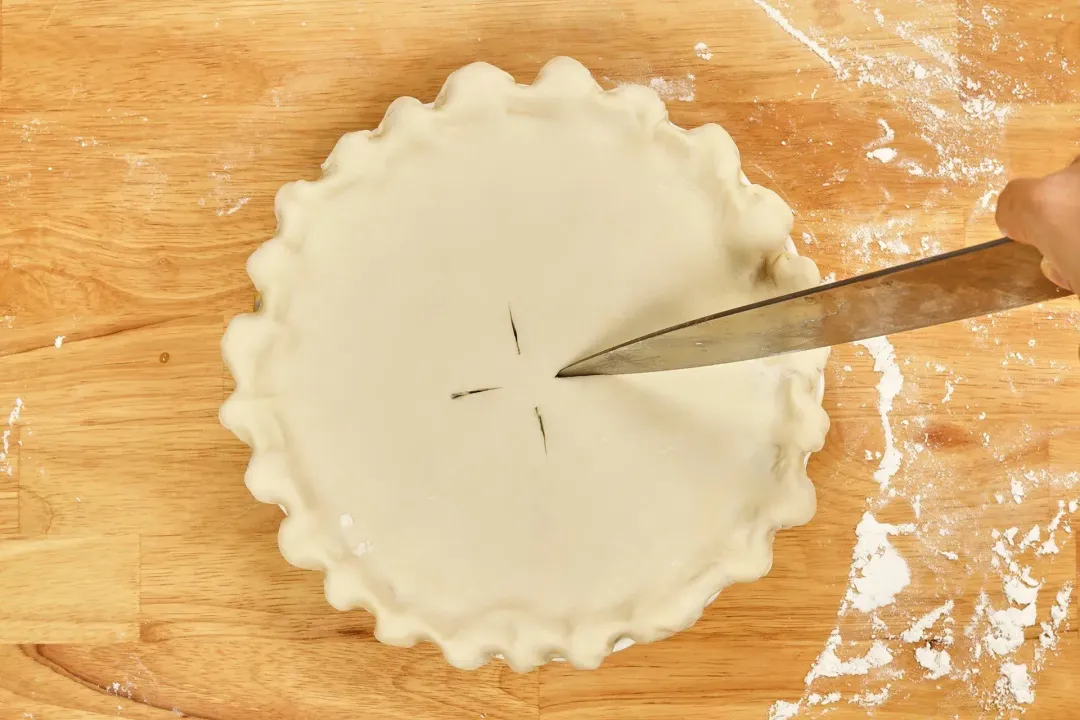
xmin=1 ymin=0 xmax=1078 ymax=718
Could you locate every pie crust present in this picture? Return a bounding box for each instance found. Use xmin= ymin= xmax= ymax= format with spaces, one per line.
xmin=221 ymin=57 xmax=830 ymax=671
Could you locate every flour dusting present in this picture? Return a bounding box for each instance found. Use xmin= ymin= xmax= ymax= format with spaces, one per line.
xmin=866 ymin=147 xmax=898 ymax=164
xmin=915 ymin=644 xmax=951 ymax=679
xmin=7 ymin=397 xmax=22 ymax=426
xmin=752 ymin=0 xmax=1073 ymax=284
xmin=853 ymin=338 xmax=903 ymax=489
xmin=901 ymin=600 xmax=954 ymax=643
xmin=846 ymin=513 xmax=914 ymax=612
xmin=751 ymin=0 xmax=850 ymax=80
xmin=218 ymin=196 xmax=250 ymax=217
xmin=1 ymin=398 xmax=23 ymax=477
xmin=805 ymin=632 xmax=895 ymax=684
xmin=645 ymin=74 xmax=696 ymax=103
xmin=768 ymin=700 xmax=801 ymax=720
xmin=770 ymin=324 xmax=1078 ymax=718
xmin=996 ymin=663 xmax=1035 ymax=705
xmin=757 ymin=8 xmax=1079 ymax=710
xmin=106 ymin=681 xmax=136 ymax=700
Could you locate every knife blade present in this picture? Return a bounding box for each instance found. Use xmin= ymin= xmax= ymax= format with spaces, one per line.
xmin=558 ymin=238 xmax=1071 ymax=377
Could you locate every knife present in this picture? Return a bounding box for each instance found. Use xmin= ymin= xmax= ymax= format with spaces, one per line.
xmin=558 ymin=238 xmax=1071 ymax=377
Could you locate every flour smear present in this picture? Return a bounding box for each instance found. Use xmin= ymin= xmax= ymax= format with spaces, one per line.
xmin=756 ymin=0 xmax=1077 ymax=282
xmin=769 ymin=331 xmax=1078 ymax=719
xmin=644 ymin=74 xmax=697 ymax=103
xmin=754 ymin=5 xmax=1078 ymax=716
xmin=1 ymin=398 xmax=24 ymax=477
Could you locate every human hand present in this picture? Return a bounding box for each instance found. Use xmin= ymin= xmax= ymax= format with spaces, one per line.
xmin=996 ymin=157 xmax=1080 ymax=292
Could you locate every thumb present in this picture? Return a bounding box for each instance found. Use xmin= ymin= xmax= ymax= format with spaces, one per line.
xmin=1040 ymin=257 xmax=1073 ymax=291
xmin=995 ymin=179 xmax=1040 ymax=247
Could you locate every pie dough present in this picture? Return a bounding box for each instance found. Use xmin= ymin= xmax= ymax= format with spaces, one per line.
xmin=221 ymin=57 xmax=830 ymax=671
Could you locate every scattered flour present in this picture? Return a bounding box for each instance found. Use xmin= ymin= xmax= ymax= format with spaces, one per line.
xmin=694 ymin=42 xmax=713 ymax=61
xmin=915 ymin=645 xmax=951 ymax=679
xmin=851 ymin=685 xmax=891 ymax=708
xmin=866 ymin=118 xmax=896 ymax=147
xmin=941 ymin=379 xmax=955 ymax=403
xmin=996 ymin=663 xmax=1034 ymax=705
xmin=218 ymin=196 xmax=250 ymax=216
xmin=846 ymin=513 xmax=915 ymax=612
xmin=106 ymin=681 xmax=136 ymax=700
xmin=645 ymin=74 xmax=696 ymax=103
xmin=768 ymin=700 xmax=801 ymax=720
xmin=7 ymin=398 xmax=22 ymax=426
xmin=750 ymin=0 xmax=850 ymax=80
xmin=1010 ymin=476 xmax=1025 ymax=503
xmin=1 ymin=398 xmax=23 ymax=477
xmin=805 ymin=631 xmax=894 ymax=684
xmin=641 ymin=4 xmax=1076 ymax=718
xmin=612 ymin=74 xmax=698 ymax=103
xmin=853 ymin=337 xmax=904 ymax=488
xmin=1037 ymin=582 xmax=1073 ymax=658
xmin=773 ymin=326 xmax=1078 ymax=720
xmin=901 ymin=600 xmax=954 ymax=643
xmin=866 ymin=147 xmax=898 ymax=163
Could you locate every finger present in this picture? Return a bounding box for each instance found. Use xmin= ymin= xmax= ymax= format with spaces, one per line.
xmin=996 ymin=179 xmax=1036 ymax=244
xmin=1041 ymin=257 xmax=1073 ymax=291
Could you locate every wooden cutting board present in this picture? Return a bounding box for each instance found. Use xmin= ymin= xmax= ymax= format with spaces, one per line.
xmin=1 ymin=0 xmax=1077 ymax=718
